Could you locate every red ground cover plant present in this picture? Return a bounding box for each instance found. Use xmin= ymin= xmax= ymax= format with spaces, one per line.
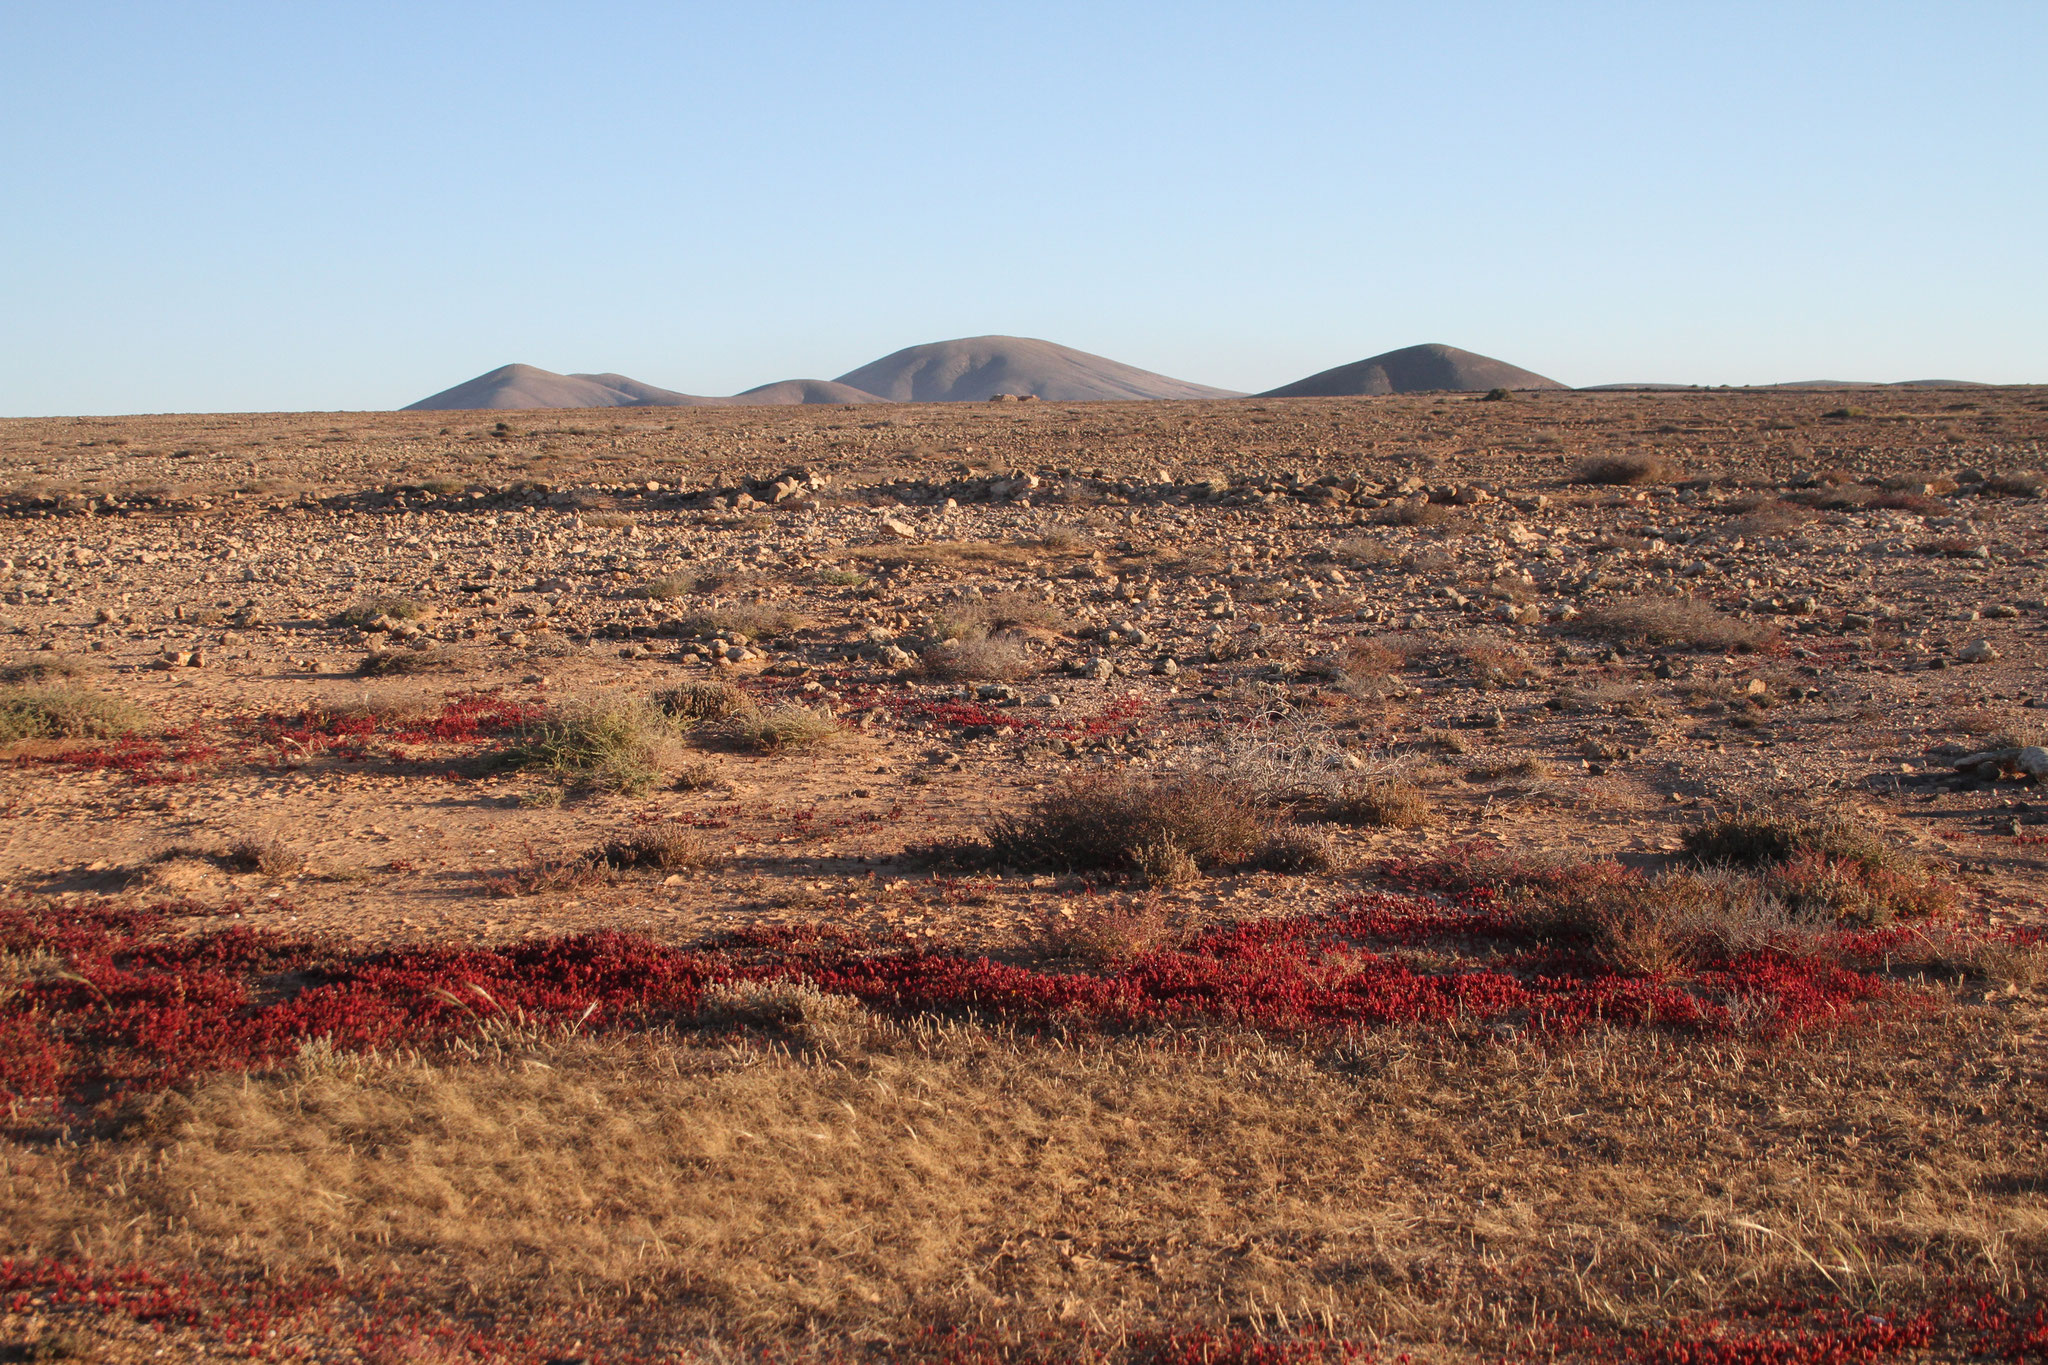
xmin=13 ymin=734 xmax=222 ymax=785
xmin=0 ymin=863 xmax=1987 ymax=1110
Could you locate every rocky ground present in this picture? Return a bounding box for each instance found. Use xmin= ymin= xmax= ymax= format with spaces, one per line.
xmin=5 ymin=386 xmax=2048 ymax=1364
xmin=3 ymin=387 xmax=2047 ymax=943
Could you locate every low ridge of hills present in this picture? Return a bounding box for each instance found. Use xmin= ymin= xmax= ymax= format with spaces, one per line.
xmin=1257 ymin=344 xmax=1565 ymax=398
xmin=831 ymin=336 xmax=1242 ymax=403
xmin=403 ymin=365 xmax=884 ymax=412
xmin=401 ymin=344 xmax=1999 ymax=412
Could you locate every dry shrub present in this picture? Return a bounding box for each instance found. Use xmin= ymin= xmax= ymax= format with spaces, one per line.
xmin=732 ymin=703 xmax=844 ymax=753
xmin=1725 ymin=500 xmax=1816 ymax=538
xmin=503 ymin=696 xmax=686 ymax=795
xmin=653 ymin=679 xmax=754 ymax=724
xmin=932 ymin=591 xmax=1067 ymax=640
xmin=919 ymin=635 xmax=1036 ymax=682
xmin=633 ymin=574 xmax=701 ymax=601
xmin=672 ymin=759 xmax=721 ymax=791
xmin=1248 ymin=826 xmax=1338 ymax=874
xmin=594 ymin=822 xmax=723 ymax=872
xmin=1574 ymin=597 xmax=1779 ymax=653
xmin=222 ymin=837 xmax=304 ymax=877
xmin=1982 ymin=471 xmax=2045 ymax=498
xmin=482 ymin=847 xmax=614 ymax=898
xmin=1683 ymin=809 xmax=1952 ymax=925
xmin=1378 ymin=499 xmax=1454 ymax=528
xmin=1456 ymin=638 xmax=1536 ymax=688
xmin=355 ymin=646 xmax=468 ymax=677
xmin=0 ymin=654 xmax=96 ymax=685
xmin=333 ymin=595 xmax=426 ymax=628
xmin=0 ymin=686 xmax=152 ymax=743
xmin=1504 ymin=861 xmax=1794 ymax=976
xmin=985 ymin=774 xmax=1268 ymax=876
xmin=1576 ymin=454 xmax=1680 ymax=486
xmin=1039 ymin=898 xmax=1172 ymax=965
xmin=682 ymin=604 xmax=809 ymax=639
xmin=1327 ymin=777 xmax=1430 ymax=828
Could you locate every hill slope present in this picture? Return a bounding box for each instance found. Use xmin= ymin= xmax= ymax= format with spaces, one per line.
xmin=834 ymin=336 xmax=1240 ymax=402
xmin=1259 ymin=344 xmax=1565 ymax=397
xmin=404 ymin=366 xmax=884 ymax=411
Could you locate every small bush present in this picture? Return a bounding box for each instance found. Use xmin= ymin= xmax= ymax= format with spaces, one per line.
xmin=594 ymin=823 xmax=722 ymax=872
xmin=919 ymin=635 xmax=1037 ymax=682
xmin=223 ymin=837 xmax=304 ymax=877
xmin=1038 ymin=898 xmax=1172 ymax=966
xmin=986 ymin=774 xmax=1269 ymax=876
xmin=1249 ymin=826 xmax=1339 ymax=874
xmin=502 ymin=696 xmax=685 ymax=794
xmin=334 ymin=596 xmax=426 ymax=628
xmin=0 ymin=686 xmax=152 ymax=743
xmin=355 ymin=646 xmax=468 ymax=677
xmin=482 ymin=846 xmax=614 ymax=898
xmin=931 ymin=591 xmax=1068 ymax=641
xmin=682 ymin=604 xmax=808 ymax=639
xmin=1982 ymin=471 xmax=2045 ymax=499
xmin=0 ymin=654 xmax=96 ymax=685
xmin=653 ymin=680 xmax=754 ymax=724
xmin=633 ymin=575 xmax=698 ymax=602
xmin=672 ymin=760 xmax=721 ymax=791
xmin=1379 ymin=500 xmax=1454 ymax=528
xmin=1327 ymin=778 xmax=1431 ymax=829
xmin=1576 ymin=455 xmax=1680 ymax=486
xmin=731 ymin=703 xmax=843 ymax=753
xmin=1573 ymin=597 xmax=1779 ymax=653
xmin=1684 ymin=809 xmax=1951 ymax=925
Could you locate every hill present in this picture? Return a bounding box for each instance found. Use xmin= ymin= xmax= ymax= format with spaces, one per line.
xmin=403 ymin=366 xmax=884 ymax=411
xmin=833 ymin=336 xmax=1240 ymax=402
xmin=1259 ymin=344 xmax=1565 ymax=397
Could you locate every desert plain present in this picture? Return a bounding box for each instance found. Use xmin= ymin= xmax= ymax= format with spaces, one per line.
xmin=1 ymin=386 xmax=2045 ymax=1362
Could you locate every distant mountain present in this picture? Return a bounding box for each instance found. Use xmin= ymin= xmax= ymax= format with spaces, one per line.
xmin=403 ymin=365 xmax=883 ymax=411
xmin=1259 ymin=344 xmax=1565 ymax=397
xmin=731 ymin=378 xmax=889 ymax=405
xmin=834 ymin=336 xmax=1241 ymax=402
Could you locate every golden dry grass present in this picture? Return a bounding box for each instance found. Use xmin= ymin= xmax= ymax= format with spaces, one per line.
xmin=5 ymin=1001 xmax=2041 ymax=1357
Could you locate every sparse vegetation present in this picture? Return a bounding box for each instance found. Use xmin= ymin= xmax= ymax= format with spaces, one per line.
xmin=731 ymin=702 xmax=844 ymax=753
xmin=0 ymin=685 xmax=152 ymax=742
xmin=1575 ymin=453 xmax=1680 ymax=485
xmin=502 ymin=695 xmax=686 ymax=794
xmin=334 ymin=595 xmax=426 ymax=627
xmin=1326 ymin=776 xmax=1431 ymax=827
xmin=985 ymin=774 xmax=1268 ymax=876
xmin=1573 ymin=596 xmax=1780 ymax=652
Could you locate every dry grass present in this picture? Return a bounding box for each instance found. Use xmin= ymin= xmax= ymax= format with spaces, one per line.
xmin=919 ymin=634 xmax=1037 ymax=682
xmin=502 ymin=695 xmax=687 ymax=794
xmin=355 ymin=645 xmax=468 ymax=677
xmin=652 ymin=679 xmax=755 ymax=724
xmin=1573 ymin=596 xmax=1780 ymax=653
xmin=1038 ymin=897 xmax=1173 ymax=964
xmin=985 ymin=774 xmax=1269 ymax=877
xmin=0 ymin=685 xmax=152 ymax=743
xmin=222 ymin=836 xmax=305 ymax=877
xmin=592 ymin=822 xmax=724 ymax=872
xmin=730 ymin=703 xmax=845 ymax=753
xmin=0 ymin=653 xmax=97 ymax=685
xmin=681 ymin=603 xmax=809 ymax=639
xmin=333 ymin=595 xmax=426 ymax=628
xmin=1576 ymin=453 xmax=1681 ymax=485
xmin=8 ymin=1008 xmax=2039 ymax=1355
xmin=1326 ymin=777 xmax=1431 ymax=828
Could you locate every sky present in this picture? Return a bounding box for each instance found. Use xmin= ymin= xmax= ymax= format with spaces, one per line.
xmin=2 ymin=1 xmax=2044 ymax=415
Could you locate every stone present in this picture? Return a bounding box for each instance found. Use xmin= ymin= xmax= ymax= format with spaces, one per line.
xmin=881 ymin=516 xmax=918 ymax=540
xmin=1957 ymin=638 xmax=2000 ymax=663
xmin=1080 ymin=656 xmax=1114 ymax=680
xmin=2018 ymin=747 xmax=2048 ymax=780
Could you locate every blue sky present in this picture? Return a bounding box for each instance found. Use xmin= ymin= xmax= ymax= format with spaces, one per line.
xmin=2 ymin=1 xmax=2043 ymax=414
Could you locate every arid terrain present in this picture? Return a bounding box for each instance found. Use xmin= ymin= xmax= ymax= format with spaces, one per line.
xmin=2 ymin=386 xmax=2046 ymax=1363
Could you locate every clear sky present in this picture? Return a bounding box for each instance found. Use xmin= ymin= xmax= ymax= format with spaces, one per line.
xmin=3 ymin=1 xmax=2043 ymax=415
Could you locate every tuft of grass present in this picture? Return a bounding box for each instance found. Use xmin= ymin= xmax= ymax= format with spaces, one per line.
xmin=502 ymin=696 xmax=686 ymax=795
xmin=1249 ymin=826 xmax=1339 ymax=874
xmin=632 ymin=574 xmax=698 ymax=602
xmin=731 ymin=703 xmax=844 ymax=753
xmin=1576 ymin=454 xmax=1680 ymax=486
xmin=223 ymin=836 xmax=305 ymax=877
xmin=1038 ymin=898 xmax=1172 ymax=965
xmin=1683 ymin=809 xmax=1951 ymax=925
xmin=333 ymin=595 xmax=427 ymax=628
xmin=0 ymin=654 xmax=97 ymax=685
xmin=0 ymin=685 xmax=153 ymax=743
xmin=355 ymin=646 xmax=468 ymax=677
xmin=1572 ymin=597 xmax=1780 ymax=653
xmin=653 ymin=680 xmax=755 ymax=724
xmin=986 ymin=774 xmax=1269 ymax=877
xmin=1327 ymin=777 xmax=1431 ymax=828
xmin=919 ymin=635 xmax=1037 ymax=682
xmin=681 ymin=604 xmax=809 ymax=640
xmin=594 ymin=823 xmax=723 ymax=872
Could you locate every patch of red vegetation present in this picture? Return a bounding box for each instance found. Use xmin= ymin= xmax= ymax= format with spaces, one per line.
xmin=250 ymin=691 xmax=543 ymax=759
xmin=0 ymin=868 xmax=1952 ymax=1109
xmin=14 ymin=735 xmax=222 ymax=785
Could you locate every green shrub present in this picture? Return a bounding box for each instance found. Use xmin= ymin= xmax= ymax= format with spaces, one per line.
xmin=0 ymin=686 xmax=152 ymax=743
